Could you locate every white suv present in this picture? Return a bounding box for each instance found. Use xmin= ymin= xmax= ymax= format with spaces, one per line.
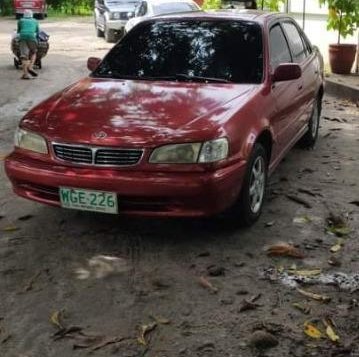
xmin=94 ymin=0 xmax=140 ymax=42
xmin=125 ymin=0 xmax=201 ymax=34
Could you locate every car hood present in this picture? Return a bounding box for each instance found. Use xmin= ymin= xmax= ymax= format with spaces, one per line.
xmin=22 ymin=78 xmax=257 ymax=147
xmin=106 ymin=3 xmax=137 ymax=11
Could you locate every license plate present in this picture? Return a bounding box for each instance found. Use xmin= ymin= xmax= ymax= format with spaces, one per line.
xmin=59 ymin=187 xmax=118 ymax=214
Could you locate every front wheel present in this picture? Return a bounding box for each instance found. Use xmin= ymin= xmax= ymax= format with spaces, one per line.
xmin=104 ymin=26 xmax=116 ymax=43
xmin=231 ymin=143 xmax=268 ymax=226
xmin=299 ymin=99 xmax=321 ymax=148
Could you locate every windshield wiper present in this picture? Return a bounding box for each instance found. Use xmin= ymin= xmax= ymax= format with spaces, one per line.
xmin=174 ymin=74 xmax=232 ymax=83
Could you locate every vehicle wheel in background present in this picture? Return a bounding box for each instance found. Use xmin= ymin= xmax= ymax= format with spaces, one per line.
xmin=299 ymin=98 xmax=321 ymax=148
xmin=231 ymin=143 xmax=268 ymax=226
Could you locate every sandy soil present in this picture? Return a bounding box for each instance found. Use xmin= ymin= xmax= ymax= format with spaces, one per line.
xmin=0 ymin=17 xmax=359 ymax=357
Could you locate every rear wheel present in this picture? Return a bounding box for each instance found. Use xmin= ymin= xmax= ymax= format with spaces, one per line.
xmin=231 ymin=143 xmax=268 ymax=226
xmin=299 ymin=98 xmax=321 ymax=148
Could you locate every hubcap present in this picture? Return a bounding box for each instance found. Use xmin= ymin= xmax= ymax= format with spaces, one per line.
xmin=311 ymin=104 xmax=319 ymax=137
xmin=249 ymin=156 xmax=266 ymax=214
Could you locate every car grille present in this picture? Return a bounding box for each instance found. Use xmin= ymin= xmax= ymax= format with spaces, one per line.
xmin=53 ymin=144 xmax=143 ymax=167
xmin=120 ymin=12 xmax=128 ymax=20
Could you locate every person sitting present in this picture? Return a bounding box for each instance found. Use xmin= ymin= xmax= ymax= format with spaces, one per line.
xmin=17 ymin=9 xmax=39 ymax=80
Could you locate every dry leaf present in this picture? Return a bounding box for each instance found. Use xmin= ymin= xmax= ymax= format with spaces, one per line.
xmin=323 ymin=319 xmax=339 ymax=343
xmin=297 ymin=288 xmax=331 ymax=303
xmin=266 ymin=243 xmax=304 ymax=258
xmin=50 ymin=311 xmax=63 ymax=329
xmin=198 ymin=276 xmax=218 ymax=294
xmin=290 ymin=269 xmax=322 ymax=277
xmin=2 ymin=226 xmax=19 ymax=232
xmin=330 ymin=244 xmax=342 ymax=253
xmin=304 ymin=322 xmax=322 ymax=339
xmin=137 ymin=322 xmax=157 ymax=346
xmin=292 ymin=302 xmax=311 ymax=314
xmin=150 ymin=315 xmax=170 ymax=325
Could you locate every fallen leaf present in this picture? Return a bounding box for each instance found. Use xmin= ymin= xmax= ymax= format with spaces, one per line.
xmin=292 ymin=302 xmax=311 ymax=314
xmin=50 ymin=311 xmax=63 ymax=329
xmin=327 ymin=226 xmax=351 ymax=237
xmin=2 ymin=226 xmax=19 ymax=232
xmin=150 ymin=315 xmax=170 ymax=325
xmin=137 ymin=322 xmax=157 ymax=346
xmin=297 ymin=288 xmax=331 ymax=303
xmin=265 ymin=221 xmax=275 ymax=227
xmin=323 ymin=319 xmax=339 ymax=343
xmin=266 ymin=243 xmax=304 ymax=259
xmin=304 ymin=322 xmax=322 ymax=339
xmin=293 ymin=216 xmax=312 ymax=224
xmin=289 ymin=269 xmax=322 ymax=277
xmin=330 ymin=243 xmax=342 ymax=253
xmin=198 ymin=276 xmax=218 ymax=294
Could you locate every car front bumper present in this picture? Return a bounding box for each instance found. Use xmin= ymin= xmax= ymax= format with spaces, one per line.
xmin=5 ymin=152 xmax=247 ymax=217
xmin=106 ymin=19 xmax=128 ymax=31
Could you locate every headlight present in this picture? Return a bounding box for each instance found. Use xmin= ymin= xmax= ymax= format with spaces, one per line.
xmin=110 ymin=12 xmax=120 ymax=20
xmin=149 ymin=143 xmax=201 ymax=164
xmin=14 ymin=128 xmax=48 ymax=154
xmin=198 ymin=138 xmax=229 ymax=163
xmin=149 ymin=138 xmax=229 ymax=164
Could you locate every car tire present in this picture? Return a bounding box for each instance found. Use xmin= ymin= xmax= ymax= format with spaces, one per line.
xmin=104 ymin=26 xmax=116 ymax=43
xmin=231 ymin=143 xmax=268 ymax=227
xmin=299 ymin=98 xmax=321 ymax=148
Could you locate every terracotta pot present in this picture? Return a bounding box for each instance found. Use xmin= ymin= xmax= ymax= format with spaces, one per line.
xmin=329 ymin=44 xmax=357 ymax=74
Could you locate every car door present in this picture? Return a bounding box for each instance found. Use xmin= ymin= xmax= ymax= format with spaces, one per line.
xmin=281 ymin=21 xmax=320 ymax=131
xmin=269 ymin=22 xmax=302 ymax=152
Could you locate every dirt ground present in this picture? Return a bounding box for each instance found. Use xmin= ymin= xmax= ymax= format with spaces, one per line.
xmin=0 ymin=17 xmax=359 ymax=357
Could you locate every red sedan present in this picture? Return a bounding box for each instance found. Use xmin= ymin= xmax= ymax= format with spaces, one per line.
xmin=5 ymin=11 xmax=324 ymax=226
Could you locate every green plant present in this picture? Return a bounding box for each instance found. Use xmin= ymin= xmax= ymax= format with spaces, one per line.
xmin=319 ymin=0 xmax=359 ymax=44
xmin=202 ymin=0 xmax=222 ymax=10
xmin=260 ymin=0 xmax=285 ymax=11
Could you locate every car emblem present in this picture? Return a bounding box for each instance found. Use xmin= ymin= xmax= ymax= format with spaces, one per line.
xmin=92 ymin=131 xmax=107 ymax=139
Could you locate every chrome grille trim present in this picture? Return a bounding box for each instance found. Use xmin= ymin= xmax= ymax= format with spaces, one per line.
xmin=52 ymin=143 xmax=143 ymax=167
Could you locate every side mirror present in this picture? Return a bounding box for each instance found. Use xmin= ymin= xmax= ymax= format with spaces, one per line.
xmin=272 ymin=63 xmax=302 ymax=82
xmin=127 ymin=11 xmax=134 ymax=18
xmin=87 ymin=57 xmax=101 ymax=72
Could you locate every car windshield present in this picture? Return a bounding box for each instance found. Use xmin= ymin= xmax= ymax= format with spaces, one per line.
xmin=95 ymin=20 xmax=263 ymax=84
xmin=152 ymin=3 xmax=198 ymax=15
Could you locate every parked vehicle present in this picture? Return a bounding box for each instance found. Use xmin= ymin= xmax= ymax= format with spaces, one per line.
xmin=5 ymin=11 xmax=324 ymax=226
xmin=13 ymin=0 xmax=47 ymax=19
xmin=94 ymin=0 xmax=140 ymax=43
xmin=125 ymin=0 xmax=201 ymax=34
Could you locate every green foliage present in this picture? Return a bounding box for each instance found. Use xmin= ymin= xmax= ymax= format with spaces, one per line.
xmin=47 ymin=0 xmax=94 ymax=15
xmin=319 ymin=0 xmax=359 ymax=43
xmin=261 ymin=0 xmax=285 ymax=11
xmin=0 ymin=0 xmax=13 ymax=15
xmin=202 ymin=0 xmax=222 ymax=10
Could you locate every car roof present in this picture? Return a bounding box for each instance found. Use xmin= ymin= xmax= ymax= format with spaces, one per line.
xmin=154 ymin=9 xmax=289 ymax=24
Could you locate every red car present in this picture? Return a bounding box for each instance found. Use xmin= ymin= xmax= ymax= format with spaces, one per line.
xmin=5 ymin=11 xmax=324 ymax=226
xmin=13 ymin=0 xmax=47 ymax=19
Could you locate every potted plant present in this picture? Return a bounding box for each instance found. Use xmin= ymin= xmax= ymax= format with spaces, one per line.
xmin=319 ymin=0 xmax=359 ymax=74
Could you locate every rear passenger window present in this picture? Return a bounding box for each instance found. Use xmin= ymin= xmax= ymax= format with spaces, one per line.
xmin=282 ymin=22 xmax=307 ymax=63
xmin=269 ymin=24 xmax=292 ymax=70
